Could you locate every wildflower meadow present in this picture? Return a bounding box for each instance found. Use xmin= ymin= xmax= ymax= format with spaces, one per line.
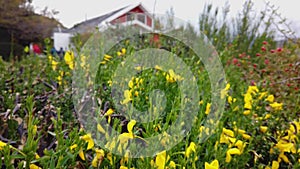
xmin=0 ymin=1 xmax=300 ymax=169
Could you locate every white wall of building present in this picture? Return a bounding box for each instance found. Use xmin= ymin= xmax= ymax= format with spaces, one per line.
xmin=54 ymin=32 xmax=72 ymax=51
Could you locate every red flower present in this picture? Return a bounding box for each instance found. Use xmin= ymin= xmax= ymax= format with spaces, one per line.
xmin=287 ymin=83 xmax=291 ymax=87
xmin=277 ymin=48 xmax=282 ymax=52
xmin=261 ymin=46 xmax=266 ymax=51
xmin=261 ymin=69 xmax=266 ymax=73
xmin=256 ymin=53 xmax=261 ymax=57
xmin=263 ymin=41 xmax=268 ymax=45
xmin=233 ymin=58 xmax=238 ymax=65
xmin=253 ymin=64 xmax=257 ymax=68
xmin=270 ymin=49 xmax=275 ymax=53
xmin=264 ymin=59 xmax=269 ymax=65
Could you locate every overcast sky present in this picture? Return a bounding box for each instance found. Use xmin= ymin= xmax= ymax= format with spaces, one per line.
xmin=32 ymin=0 xmax=300 ymax=36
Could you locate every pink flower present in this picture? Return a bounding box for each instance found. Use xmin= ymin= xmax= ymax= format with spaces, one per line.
xmin=264 ymin=59 xmax=269 ymax=65
xmin=263 ymin=41 xmax=268 ymax=45
xmin=261 ymin=46 xmax=266 ymax=51
xmin=277 ymin=48 xmax=282 ymax=52
xmin=256 ymin=53 xmax=261 ymax=57
xmin=270 ymin=49 xmax=275 ymax=53
xmin=233 ymin=58 xmax=238 ymax=65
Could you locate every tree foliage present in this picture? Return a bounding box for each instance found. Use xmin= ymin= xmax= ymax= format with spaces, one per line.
xmin=0 ymin=0 xmax=62 ymax=59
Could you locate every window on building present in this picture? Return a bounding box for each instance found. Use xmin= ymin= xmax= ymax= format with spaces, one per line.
xmin=126 ymin=13 xmax=135 ymax=21
xmin=137 ymin=14 xmax=146 ymax=24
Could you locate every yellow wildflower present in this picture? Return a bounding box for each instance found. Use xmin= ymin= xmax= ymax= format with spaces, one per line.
xmin=185 ymin=142 xmax=196 ymax=158
xmin=35 ymin=153 xmax=40 ymax=159
xmin=205 ymin=159 xmax=219 ymax=169
xmin=221 ymin=83 xmax=230 ymax=99
xmin=242 ymin=134 xmax=251 ymax=140
xmin=117 ymin=48 xmax=126 ymax=56
xmin=155 ymin=150 xmax=168 ymax=169
xmin=70 ymin=144 xmax=77 ymax=151
xmin=270 ymin=102 xmax=283 ymax=111
xmin=166 ymin=69 xmax=183 ymax=83
xmin=97 ymin=124 xmax=106 ymax=134
xmin=271 ymin=160 xmax=279 ymax=169
xmin=169 ymin=161 xmax=176 ymax=168
xmin=278 ymin=152 xmax=290 ymax=163
xmin=57 ymin=75 xmax=62 ymax=85
xmin=258 ymin=92 xmax=268 ymax=100
xmin=121 ymin=48 xmax=126 ymax=54
xmin=0 ymin=141 xmax=7 ymax=150
xmin=264 ymin=114 xmax=271 ymax=119
xmin=120 ymin=166 xmax=135 ymax=169
xmin=51 ymin=60 xmax=58 ymax=70
xmin=29 ymin=164 xmax=41 ymax=169
xmin=247 ymin=86 xmax=259 ymax=94
xmin=80 ymin=133 xmax=94 ymax=150
xmin=108 ymin=80 xmax=112 ymax=86
xmin=234 ymin=140 xmax=246 ymax=152
xmin=225 ymin=148 xmax=241 ymax=163
xmin=244 ymin=93 xmax=253 ymax=110
xmin=205 ymin=103 xmax=211 ymax=115
xmin=64 ymin=51 xmax=74 ymax=70
xmin=199 ymin=100 xmax=204 ymax=105
xmin=104 ymin=54 xmax=112 ymax=60
xmin=121 ymin=90 xmax=132 ymax=104
xmin=155 ymin=65 xmax=162 ymax=70
xmin=105 ymin=108 xmax=114 ymax=123
xmin=227 ymin=96 xmax=236 ymax=104
xmin=265 ymin=95 xmax=274 ymax=103
xmin=92 ymin=148 xmax=105 ymax=167
xmin=79 ymin=148 xmax=85 ymax=161
xmin=118 ymin=120 xmax=143 ymax=146
xmin=243 ymin=110 xmax=251 ymax=115
xmin=134 ymin=66 xmax=142 ymax=71
xmin=128 ymin=79 xmax=134 ymax=89
xmin=260 ymin=126 xmax=268 ymax=133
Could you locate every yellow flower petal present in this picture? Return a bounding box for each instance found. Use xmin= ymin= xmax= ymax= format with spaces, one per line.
xmin=226 ymin=148 xmax=241 ymax=163
xmin=0 ymin=141 xmax=7 ymax=150
xmin=81 ymin=133 xmax=94 ymax=150
xmin=79 ymin=148 xmax=85 ymax=161
xmin=271 ymin=160 xmax=279 ymax=169
xmin=105 ymin=109 xmax=114 ymax=116
xmin=156 ymin=151 xmax=166 ymax=169
xmin=205 ymin=103 xmax=211 ymax=115
xmin=97 ymin=124 xmax=106 ymax=134
xmin=70 ymin=144 xmax=77 ymax=151
xmin=265 ymin=95 xmax=275 ymax=103
xmin=205 ymin=159 xmax=219 ymax=169
xmin=29 ymin=164 xmax=41 ymax=169
xmin=185 ymin=142 xmax=196 ymax=158
xmin=260 ymin=126 xmax=268 ymax=133
xmin=127 ymin=120 xmax=136 ymax=134
xmin=169 ymin=161 xmax=176 ymax=168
